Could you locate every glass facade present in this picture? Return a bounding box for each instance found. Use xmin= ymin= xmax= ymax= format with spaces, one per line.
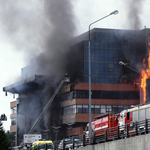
xmin=83 ymin=31 xmax=122 ymax=83
xmin=62 ymin=90 xmax=139 ymax=101
xmin=61 ymin=28 xmax=145 ymax=118
xmin=62 ymin=104 xmax=130 ymax=115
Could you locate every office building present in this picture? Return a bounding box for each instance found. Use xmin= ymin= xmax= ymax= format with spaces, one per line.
xmin=3 ymin=28 xmax=150 ymax=143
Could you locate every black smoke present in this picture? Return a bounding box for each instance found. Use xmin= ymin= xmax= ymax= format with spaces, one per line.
xmin=0 ymin=0 xmax=79 ymax=140
xmin=118 ymin=0 xmax=146 ymax=78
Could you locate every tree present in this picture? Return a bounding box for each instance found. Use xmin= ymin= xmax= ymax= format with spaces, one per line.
xmin=0 ymin=121 xmax=11 ymax=150
xmin=6 ymin=130 xmax=16 ymax=147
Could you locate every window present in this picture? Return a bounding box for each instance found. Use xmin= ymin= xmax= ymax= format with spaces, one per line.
xmin=73 ymin=105 xmax=76 ymax=113
xmin=92 ymin=91 xmax=100 ymax=99
xmin=106 ymin=105 xmax=112 ymax=112
xmin=109 ymin=49 xmax=113 ymax=58
xmin=76 ymin=105 xmax=82 ymax=113
xmin=62 ymin=105 xmax=76 ymax=115
xmin=91 ymin=105 xmax=95 ymax=113
xmin=68 ymin=92 xmax=74 ymax=100
xmin=112 ymin=105 xmax=118 ymax=113
xmin=127 ymin=112 xmax=130 ymax=120
xmin=62 ymin=105 xmax=131 ymax=115
xmin=11 ymin=118 xmax=16 ymax=125
xmin=101 ymin=105 xmax=106 ymax=113
xmin=83 ymin=105 xmax=88 ymax=113
xmin=73 ymin=90 xmax=139 ymax=100
xmin=109 ymin=64 xmax=114 ymax=72
xmin=95 ymin=105 xmax=100 ymax=113
xmin=11 ymin=107 xmax=16 ymax=114
xmin=75 ymin=90 xmax=88 ymax=99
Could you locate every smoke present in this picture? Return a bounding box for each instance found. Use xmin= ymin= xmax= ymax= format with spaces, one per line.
xmin=125 ymin=0 xmax=145 ymax=30
xmin=32 ymin=0 xmax=77 ymax=79
xmin=0 ymin=0 xmax=76 ymax=69
xmin=0 ymin=0 xmax=77 ymax=138
xmin=118 ymin=0 xmax=146 ymax=76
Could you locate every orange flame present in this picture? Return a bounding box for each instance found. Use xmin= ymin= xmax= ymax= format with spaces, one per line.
xmin=142 ymin=58 xmax=146 ymax=68
xmin=141 ymin=51 xmax=150 ymax=103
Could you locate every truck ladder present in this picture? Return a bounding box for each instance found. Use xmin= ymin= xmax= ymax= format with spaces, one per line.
xmin=20 ymin=75 xmax=70 ymax=146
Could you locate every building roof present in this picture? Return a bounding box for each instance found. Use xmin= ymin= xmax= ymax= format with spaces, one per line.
xmin=3 ymin=75 xmax=48 ymax=94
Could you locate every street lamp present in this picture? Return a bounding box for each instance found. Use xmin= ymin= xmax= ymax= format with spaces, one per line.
xmin=13 ymin=108 xmax=26 ymax=134
xmin=65 ymin=123 xmax=74 ymax=138
xmin=119 ymin=61 xmax=142 ymax=104
xmin=88 ymin=10 xmax=119 ymax=144
xmin=52 ymin=126 xmax=61 ymax=150
xmin=51 ymin=126 xmax=61 ymax=141
xmin=42 ymin=129 xmax=50 ymax=139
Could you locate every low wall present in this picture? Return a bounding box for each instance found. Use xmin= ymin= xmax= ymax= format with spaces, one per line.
xmin=78 ymin=134 xmax=150 ymax=150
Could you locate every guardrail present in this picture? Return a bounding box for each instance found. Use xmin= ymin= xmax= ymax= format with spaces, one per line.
xmin=53 ymin=119 xmax=150 ymax=150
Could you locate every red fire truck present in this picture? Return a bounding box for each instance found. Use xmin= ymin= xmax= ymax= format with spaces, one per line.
xmin=85 ymin=103 xmax=150 ymax=142
xmin=85 ymin=113 xmax=119 ymax=141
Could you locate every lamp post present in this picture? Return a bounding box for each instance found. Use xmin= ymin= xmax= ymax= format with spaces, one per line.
xmin=88 ymin=10 xmax=119 ymax=144
xmin=52 ymin=126 xmax=61 ymax=141
xmin=119 ymin=61 xmax=142 ymax=104
xmin=42 ymin=129 xmax=50 ymax=139
xmin=52 ymin=126 xmax=61 ymax=150
xmin=13 ymin=108 xmax=26 ymax=134
xmin=65 ymin=123 xmax=74 ymax=138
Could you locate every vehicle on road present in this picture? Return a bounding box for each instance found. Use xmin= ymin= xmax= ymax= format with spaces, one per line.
xmin=31 ymin=139 xmax=54 ymax=150
xmin=58 ymin=138 xmax=83 ymax=150
xmin=85 ymin=112 xmax=119 ymax=142
xmin=118 ymin=103 xmax=150 ymax=134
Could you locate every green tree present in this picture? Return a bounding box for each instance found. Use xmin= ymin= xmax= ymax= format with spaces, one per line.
xmin=6 ymin=130 xmax=16 ymax=147
xmin=0 ymin=121 xmax=11 ymax=150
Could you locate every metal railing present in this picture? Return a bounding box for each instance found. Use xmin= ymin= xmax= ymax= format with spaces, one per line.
xmin=53 ymin=119 xmax=150 ymax=150
xmin=53 ymin=134 xmax=84 ymax=150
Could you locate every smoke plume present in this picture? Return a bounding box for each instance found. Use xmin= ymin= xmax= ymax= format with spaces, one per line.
xmin=119 ymin=0 xmax=146 ymax=75
xmin=0 ymin=0 xmax=77 ymax=138
xmin=125 ymin=0 xmax=145 ymax=30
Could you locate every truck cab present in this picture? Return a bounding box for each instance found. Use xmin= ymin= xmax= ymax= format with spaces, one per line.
xmin=118 ymin=110 xmax=125 ymax=127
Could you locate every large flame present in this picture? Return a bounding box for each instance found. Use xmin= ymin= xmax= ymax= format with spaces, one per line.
xmin=141 ymin=51 xmax=150 ymax=103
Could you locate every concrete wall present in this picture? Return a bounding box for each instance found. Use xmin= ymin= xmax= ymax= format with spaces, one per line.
xmin=78 ymin=134 xmax=150 ymax=150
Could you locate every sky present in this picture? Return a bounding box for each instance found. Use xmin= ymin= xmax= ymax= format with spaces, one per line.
xmin=0 ymin=0 xmax=150 ymax=131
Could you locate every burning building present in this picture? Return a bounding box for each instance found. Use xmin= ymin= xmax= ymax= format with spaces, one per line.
xmin=3 ymin=27 xmax=150 ymax=145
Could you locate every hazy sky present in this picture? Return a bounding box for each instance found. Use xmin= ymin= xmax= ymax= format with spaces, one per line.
xmin=0 ymin=0 xmax=150 ymax=131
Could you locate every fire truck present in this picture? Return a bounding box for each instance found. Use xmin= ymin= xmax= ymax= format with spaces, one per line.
xmin=85 ymin=103 xmax=150 ymax=143
xmin=118 ymin=103 xmax=150 ymax=133
xmin=85 ymin=113 xmax=119 ymax=142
